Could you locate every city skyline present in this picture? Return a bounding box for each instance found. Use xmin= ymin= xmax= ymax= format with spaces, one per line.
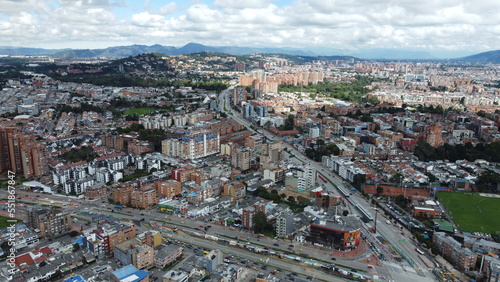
xmin=1 ymin=0 xmax=499 ymax=58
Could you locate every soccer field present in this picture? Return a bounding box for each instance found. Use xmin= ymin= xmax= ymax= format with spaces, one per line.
xmin=437 ymin=192 xmax=500 ymax=235
xmin=0 ymin=215 xmax=22 ymax=229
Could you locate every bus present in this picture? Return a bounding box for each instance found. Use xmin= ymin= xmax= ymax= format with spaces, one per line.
xmin=318 ymin=174 xmax=327 ymax=182
xmin=415 ymin=248 xmax=425 ymax=255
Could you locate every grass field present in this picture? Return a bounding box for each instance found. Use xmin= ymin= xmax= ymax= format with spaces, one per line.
xmin=437 ymin=192 xmax=500 ymax=235
xmin=0 ymin=215 xmax=22 ymax=229
xmin=123 ymin=108 xmax=154 ymax=115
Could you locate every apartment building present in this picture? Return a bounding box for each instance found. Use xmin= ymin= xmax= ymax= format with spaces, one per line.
xmin=130 ymin=188 xmax=158 ymax=209
xmin=0 ymin=127 xmax=48 ymax=178
xmin=26 ymin=207 xmax=71 ymax=238
xmin=433 ymin=232 xmax=477 ymax=271
xmin=93 ymin=222 xmax=137 ymax=254
xmin=231 ymin=147 xmax=251 ymax=171
xmin=162 ymin=130 xmax=220 ymax=160
xmin=222 ymin=181 xmax=246 ymax=200
xmin=155 ymin=244 xmax=183 ymax=268
xmin=170 ymin=165 xmax=200 ymax=183
xmin=114 ymin=239 xmax=154 ymax=270
xmin=112 ymin=184 xmax=135 ymax=206
xmin=276 ymin=211 xmax=294 ymax=238
xmin=242 ymin=203 xmax=266 ymax=229
xmin=157 ymin=179 xmax=181 ymax=198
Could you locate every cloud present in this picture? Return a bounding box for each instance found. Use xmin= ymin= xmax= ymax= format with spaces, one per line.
xmin=0 ymin=0 xmax=499 ymax=54
xmin=214 ymin=0 xmax=274 ymax=9
xmin=158 ymin=2 xmax=177 ymax=15
xmin=131 ymin=12 xmax=165 ymax=27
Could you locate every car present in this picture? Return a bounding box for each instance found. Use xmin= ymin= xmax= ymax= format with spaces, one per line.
xmin=289 ymin=244 xmax=294 ymax=247
xmin=261 ymin=266 xmax=267 ymax=270
xmin=331 ymin=257 xmax=336 ymax=260
xmin=273 ymin=243 xmax=279 ymax=246
xmin=246 ymin=264 xmax=252 ymax=268
xmin=291 ymin=272 xmax=298 ymax=276
xmin=199 ymin=225 xmax=204 ymax=228
xmin=140 ymin=213 xmax=144 ymax=216
xmin=368 ymin=265 xmax=374 ymax=269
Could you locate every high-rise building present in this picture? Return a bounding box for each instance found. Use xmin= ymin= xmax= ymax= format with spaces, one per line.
xmin=231 ymin=147 xmax=251 ymax=171
xmin=0 ymin=127 xmax=47 ymax=178
xmin=276 ymin=211 xmax=294 ymax=238
xmin=242 ymin=102 xmax=254 ymax=119
xmin=244 ymin=135 xmax=263 ymax=149
xmin=162 ymin=131 xmax=220 ymax=160
xmin=232 ymin=86 xmax=247 ymax=106
xmin=27 ymin=207 xmax=71 ymax=238
xmin=234 ymin=62 xmax=246 ymax=72
xmin=20 ymin=141 xmax=48 ymax=178
xmin=0 ymin=126 xmax=16 ymax=172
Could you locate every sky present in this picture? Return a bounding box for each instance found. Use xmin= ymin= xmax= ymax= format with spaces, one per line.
xmin=0 ymin=0 xmax=499 ymax=57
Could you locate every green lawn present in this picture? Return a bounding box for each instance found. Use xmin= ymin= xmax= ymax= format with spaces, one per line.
xmin=437 ymin=192 xmax=500 ymax=235
xmin=0 ymin=215 xmax=22 ymax=229
xmin=123 ymin=108 xmax=154 ymax=115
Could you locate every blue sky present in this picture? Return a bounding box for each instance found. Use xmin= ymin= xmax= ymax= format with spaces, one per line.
xmin=0 ymin=0 xmax=499 ymax=57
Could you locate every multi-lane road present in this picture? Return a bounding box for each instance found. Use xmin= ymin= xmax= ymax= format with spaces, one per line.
xmin=1 ymin=88 xmax=440 ymax=281
xmin=218 ymin=89 xmax=439 ymax=281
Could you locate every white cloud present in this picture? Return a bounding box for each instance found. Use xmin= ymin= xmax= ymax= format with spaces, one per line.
xmin=0 ymin=0 xmax=499 ymax=54
xmin=214 ymin=0 xmax=274 ymax=9
xmin=131 ymin=12 xmax=166 ymax=27
xmin=158 ymin=2 xmax=177 ymax=15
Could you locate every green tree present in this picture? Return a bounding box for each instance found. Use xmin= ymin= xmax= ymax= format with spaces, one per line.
xmin=252 ymin=211 xmax=268 ymax=233
xmin=376 ymin=186 xmax=384 ymax=196
xmin=297 ymin=196 xmax=311 ymax=206
xmin=476 ymin=170 xmax=500 ymax=193
xmin=69 ymin=231 xmax=80 ymax=237
xmin=390 ymin=173 xmax=404 ymax=184
xmin=342 ymin=210 xmax=349 ymax=216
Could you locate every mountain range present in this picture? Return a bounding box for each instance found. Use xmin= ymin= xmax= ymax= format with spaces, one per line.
xmin=0 ymin=43 xmax=499 ymax=63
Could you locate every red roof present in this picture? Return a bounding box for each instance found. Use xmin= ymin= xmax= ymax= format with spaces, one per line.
xmin=15 ymin=253 xmax=34 ymax=267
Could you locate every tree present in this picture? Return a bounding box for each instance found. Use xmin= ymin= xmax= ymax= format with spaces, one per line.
xmin=342 ymin=210 xmax=349 ymax=216
xmin=297 ymin=196 xmax=310 ymax=206
xmin=252 ymin=211 xmax=268 ymax=233
xmin=69 ymin=230 xmax=80 ymax=237
xmin=390 ymin=173 xmax=404 ymax=184
xmin=72 ymin=243 xmax=80 ymax=252
xmin=376 ymin=186 xmax=384 ymax=196
xmin=476 ymin=170 xmax=500 ymax=193
xmin=287 ymin=196 xmax=296 ymax=203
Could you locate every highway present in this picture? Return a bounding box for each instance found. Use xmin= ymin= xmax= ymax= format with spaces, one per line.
xmin=218 ymin=90 xmax=438 ymax=282
xmin=1 ymin=88 xmax=439 ymax=281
